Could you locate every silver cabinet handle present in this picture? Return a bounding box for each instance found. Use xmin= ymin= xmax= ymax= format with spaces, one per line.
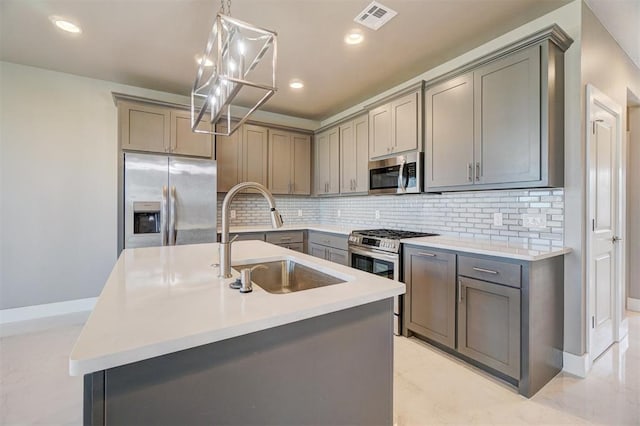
xmin=467 ymin=163 xmax=473 ymax=181
xmin=475 ymin=162 xmax=480 ymax=181
xmin=169 ymin=186 xmax=177 ymax=245
xmin=472 ymin=266 xmax=498 ymax=275
xmin=161 ymin=185 xmax=168 ymax=246
xmin=458 ymin=280 xmax=462 ymax=303
xmin=418 ymin=252 xmax=436 ymax=257
xmin=280 ymin=237 xmax=292 ymax=241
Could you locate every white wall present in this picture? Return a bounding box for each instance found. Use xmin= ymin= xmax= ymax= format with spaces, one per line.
xmin=627 ymin=107 xmax=640 ymax=301
xmin=0 ymin=62 xmax=319 ymax=310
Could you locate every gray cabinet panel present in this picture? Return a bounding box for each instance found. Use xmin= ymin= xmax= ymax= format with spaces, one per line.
xmin=309 ymin=242 xmax=327 ymax=260
xmin=425 ymin=73 xmax=474 ymax=188
xmin=171 ymin=111 xmax=213 ymax=158
xmin=265 ymin=230 xmax=304 ymax=244
xmin=121 ymin=102 xmax=170 ymax=153
xmin=292 ymin=133 xmax=311 ymax=195
xmin=392 ymin=91 xmax=419 ymax=154
xmin=308 ymin=231 xmax=348 ymax=251
xmin=474 ymin=45 xmax=541 ymax=185
xmin=328 ymin=247 xmax=349 ymax=266
xmin=404 ymin=247 xmax=456 ymax=348
xmin=457 ymin=277 xmax=520 ymax=379
xmin=458 ymin=255 xmax=522 ymax=288
xmin=216 ymin=123 xmax=242 ymax=192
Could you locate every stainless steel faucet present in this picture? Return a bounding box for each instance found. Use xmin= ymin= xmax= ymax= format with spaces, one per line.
xmin=219 ymin=182 xmax=283 ymax=278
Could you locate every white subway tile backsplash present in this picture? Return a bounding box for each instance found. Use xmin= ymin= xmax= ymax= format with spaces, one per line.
xmin=217 ymin=189 xmax=564 ymax=247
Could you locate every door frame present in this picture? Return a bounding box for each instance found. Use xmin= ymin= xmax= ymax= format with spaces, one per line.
xmin=585 ymin=84 xmax=627 ymax=367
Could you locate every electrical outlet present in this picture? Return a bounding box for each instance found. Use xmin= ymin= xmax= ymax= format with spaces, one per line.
xmin=297 ymin=209 xmax=303 ymax=217
xmin=522 ymin=213 xmax=547 ymax=229
xmin=230 ymin=210 xmax=236 ymax=219
xmin=493 ymin=212 xmax=503 ymax=227
xmin=375 ymin=210 xmax=380 ymax=220
xmin=337 ymin=209 xmax=341 ymax=218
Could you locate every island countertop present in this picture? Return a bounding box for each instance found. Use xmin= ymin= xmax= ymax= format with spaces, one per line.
xmin=69 ymin=241 xmax=404 ymax=376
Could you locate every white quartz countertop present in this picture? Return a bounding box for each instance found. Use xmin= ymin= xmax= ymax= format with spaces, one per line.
xmin=224 ymin=224 xmax=357 ymax=236
xmin=69 ymin=241 xmax=404 ymax=376
xmin=401 ymin=235 xmax=571 ymax=261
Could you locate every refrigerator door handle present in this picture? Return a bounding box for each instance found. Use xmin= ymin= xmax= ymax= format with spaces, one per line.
xmin=161 ymin=185 xmax=168 ymax=246
xmin=169 ymin=186 xmax=177 ymax=246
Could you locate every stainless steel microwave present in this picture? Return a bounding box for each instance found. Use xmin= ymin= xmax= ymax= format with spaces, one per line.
xmin=368 ymin=152 xmax=423 ymax=195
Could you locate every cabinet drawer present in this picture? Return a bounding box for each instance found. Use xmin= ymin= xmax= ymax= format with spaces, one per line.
xmin=458 ymin=255 xmax=521 ymax=288
xmin=228 ymin=232 xmax=265 ymax=242
xmin=266 ymin=231 xmax=304 ymax=244
xmin=307 ymin=231 xmax=348 ymax=251
xmin=278 ymin=242 xmax=304 ymax=252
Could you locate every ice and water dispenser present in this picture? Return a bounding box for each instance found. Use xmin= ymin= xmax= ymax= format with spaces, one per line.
xmin=133 ymin=202 xmax=161 ymax=234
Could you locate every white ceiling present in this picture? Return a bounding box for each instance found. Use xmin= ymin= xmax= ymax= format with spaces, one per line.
xmin=0 ymin=0 xmax=579 ymax=120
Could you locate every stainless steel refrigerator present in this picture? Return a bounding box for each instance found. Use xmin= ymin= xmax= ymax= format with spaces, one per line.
xmin=123 ymin=153 xmax=217 ymax=249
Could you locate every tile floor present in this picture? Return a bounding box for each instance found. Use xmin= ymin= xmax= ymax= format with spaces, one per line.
xmin=1 ymin=312 xmax=638 ymax=425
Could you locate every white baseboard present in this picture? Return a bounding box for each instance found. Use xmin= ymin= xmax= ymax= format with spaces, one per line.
xmin=627 ymin=297 xmax=640 ymax=312
xmin=562 ymin=351 xmax=590 ymax=378
xmin=0 ymin=297 xmax=96 ymax=337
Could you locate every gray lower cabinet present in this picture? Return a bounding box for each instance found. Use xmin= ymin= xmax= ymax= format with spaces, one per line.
xmin=307 ymin=231 xmax=349 ymax=266
xmin=403 ymin=247 xmax=456 ymax=349
xmin=266 ymin=230 xmax=304 ymax=253
xmin=457 ymin=277 xmax=520 ymax=379
xmin=403 ymin=244 xmax=564 ymax=397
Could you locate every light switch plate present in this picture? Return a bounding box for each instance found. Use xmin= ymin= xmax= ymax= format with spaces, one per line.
xmin=337 ymin=209 xmax=341 ymax=218
xmin=493 ymin=212 xmax=503 ymax=226
xmin=230 ymin=210 xmax=236 ymax=219
xmin=298 ymin=209 xmax=303 ymax=217
xmin=375 ymin=210 xmax=380 ymax=219
xmin=522 ymin=213 xmax=547 ymax=229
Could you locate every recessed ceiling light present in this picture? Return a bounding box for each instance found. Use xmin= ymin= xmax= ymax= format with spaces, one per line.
xmin=49 ymin=16 xmax=82 ymax=34
xmin=289 ymin=79 xmax=304 ymax=89
xmin=344 ymin=30 xmax=364 ymax=45
xmin=195 ymin=55 xmax=213 ymax=67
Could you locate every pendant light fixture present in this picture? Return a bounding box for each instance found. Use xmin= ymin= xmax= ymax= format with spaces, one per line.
xmin=191 ymin=0 xmax=278 ymax=136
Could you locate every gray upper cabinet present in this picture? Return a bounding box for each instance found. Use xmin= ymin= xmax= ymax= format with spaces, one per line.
xmin=425 ymin=39 xmax=566 ymax=192
xmin=216 ymin=123 xmax=268 ymax=191
xmin=425 ymin=73 xmax=474 ymax=188
xmin=171 ymin=110 xmax=213 ymax=158
xmin=369 ymin=90 xmax=421 ymax=160
xmin=403 ymin=246 xmax=457 ymax=349
xmin=120 ymin=101 xmax=171 ymax=154
xmin=268 ymin=130 xmax=311 ymax=195
xmin=474 ymin=46 xmax=540 ymax=185
xmin=118 ymin=100 xmax=213 ymax=158
xmin=339 ymin=114 xmax=369 ymax=194
xmin=314 ymin=127 xmax=339 ymax=195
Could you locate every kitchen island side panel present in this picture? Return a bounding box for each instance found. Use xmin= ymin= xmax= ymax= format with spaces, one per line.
xmin=84 ymin=299 xmax=393 ymax=426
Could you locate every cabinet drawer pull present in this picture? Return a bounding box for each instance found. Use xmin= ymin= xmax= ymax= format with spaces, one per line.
xmin=418 ymin=252 xmax=436 ymax=257
xmin=280 ymin=237 xmax=292 ymax=241
xmin=458 ymin=280 xmax=463 ymax=303
xmin=475 ymin=162 xmax=481 ymax=181
xmin=472 ymin=266 xmax=498 ymax=275
xmin=467 ymin=163 xmax=473 ymax=181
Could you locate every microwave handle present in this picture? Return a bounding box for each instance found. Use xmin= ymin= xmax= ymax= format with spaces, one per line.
xmin=397 ymin=159 xmax=407 ymax=192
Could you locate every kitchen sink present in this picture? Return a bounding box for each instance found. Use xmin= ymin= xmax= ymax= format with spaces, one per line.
xmin=233 ymin=259 xmax=346 ymax=294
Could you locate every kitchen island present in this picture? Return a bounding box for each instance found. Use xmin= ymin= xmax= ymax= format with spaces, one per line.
xmin=70 ymin=241 xmax=403 ymax=425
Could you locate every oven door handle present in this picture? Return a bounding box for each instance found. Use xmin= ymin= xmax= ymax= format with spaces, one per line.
xmin=348 ymin=246 xmax=400 ymax=262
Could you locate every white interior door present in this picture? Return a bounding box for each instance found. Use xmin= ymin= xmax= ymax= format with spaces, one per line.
xmin=588 ymin=85 xmax=622 ymax=361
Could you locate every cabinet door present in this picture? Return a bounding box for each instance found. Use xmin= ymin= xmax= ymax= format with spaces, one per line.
xmin=171 ymin=111 xmax=213 ymax=158
xmin=369 ymin=104 xmax=392 ymax=159
xmin=327 ymin=127 xmax=340 ymax=194
xmin=243 ymin=124 xmax=268 ymax=186
xmin=121 ymin=102 xmax=170 ymax=153
xmin=403 ymin=247 xmax=456 ymax=348
xmin=291 ymin=133 xmax=311 ymax=195
xmin=308 ymin=242 xmax=327 ymax=260
xmin=391 ymin=91 xmax=419 ymax=154
xmin=474 ymin=45 xmax=541 ymax=185
xmin=268 ymin=130 xmax=293 ymax=194
xmin=457 ymin=277 xmax=521 ymax=379
xmin=215 ymin=124 xmax=242 ymax=192
xmin=354 ymin=115 xmax=369 ymax=192
xmin=314 ymin=132 xmax=329 ymax=194
xmin=339 ymin=121 xmax=356 ymax=193
xmin=425 ymin=74 xmax=474 ymax=189
xmin=328 ymin=247 xmax=349 ymax=266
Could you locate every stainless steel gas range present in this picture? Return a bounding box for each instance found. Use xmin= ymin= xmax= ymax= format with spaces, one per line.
xmin=348 ymin=229 xmax=438 ymax=335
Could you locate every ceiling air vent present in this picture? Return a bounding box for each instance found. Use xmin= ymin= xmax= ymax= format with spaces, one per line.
xmin=354 ymin=1 xmax=397 ymax=30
